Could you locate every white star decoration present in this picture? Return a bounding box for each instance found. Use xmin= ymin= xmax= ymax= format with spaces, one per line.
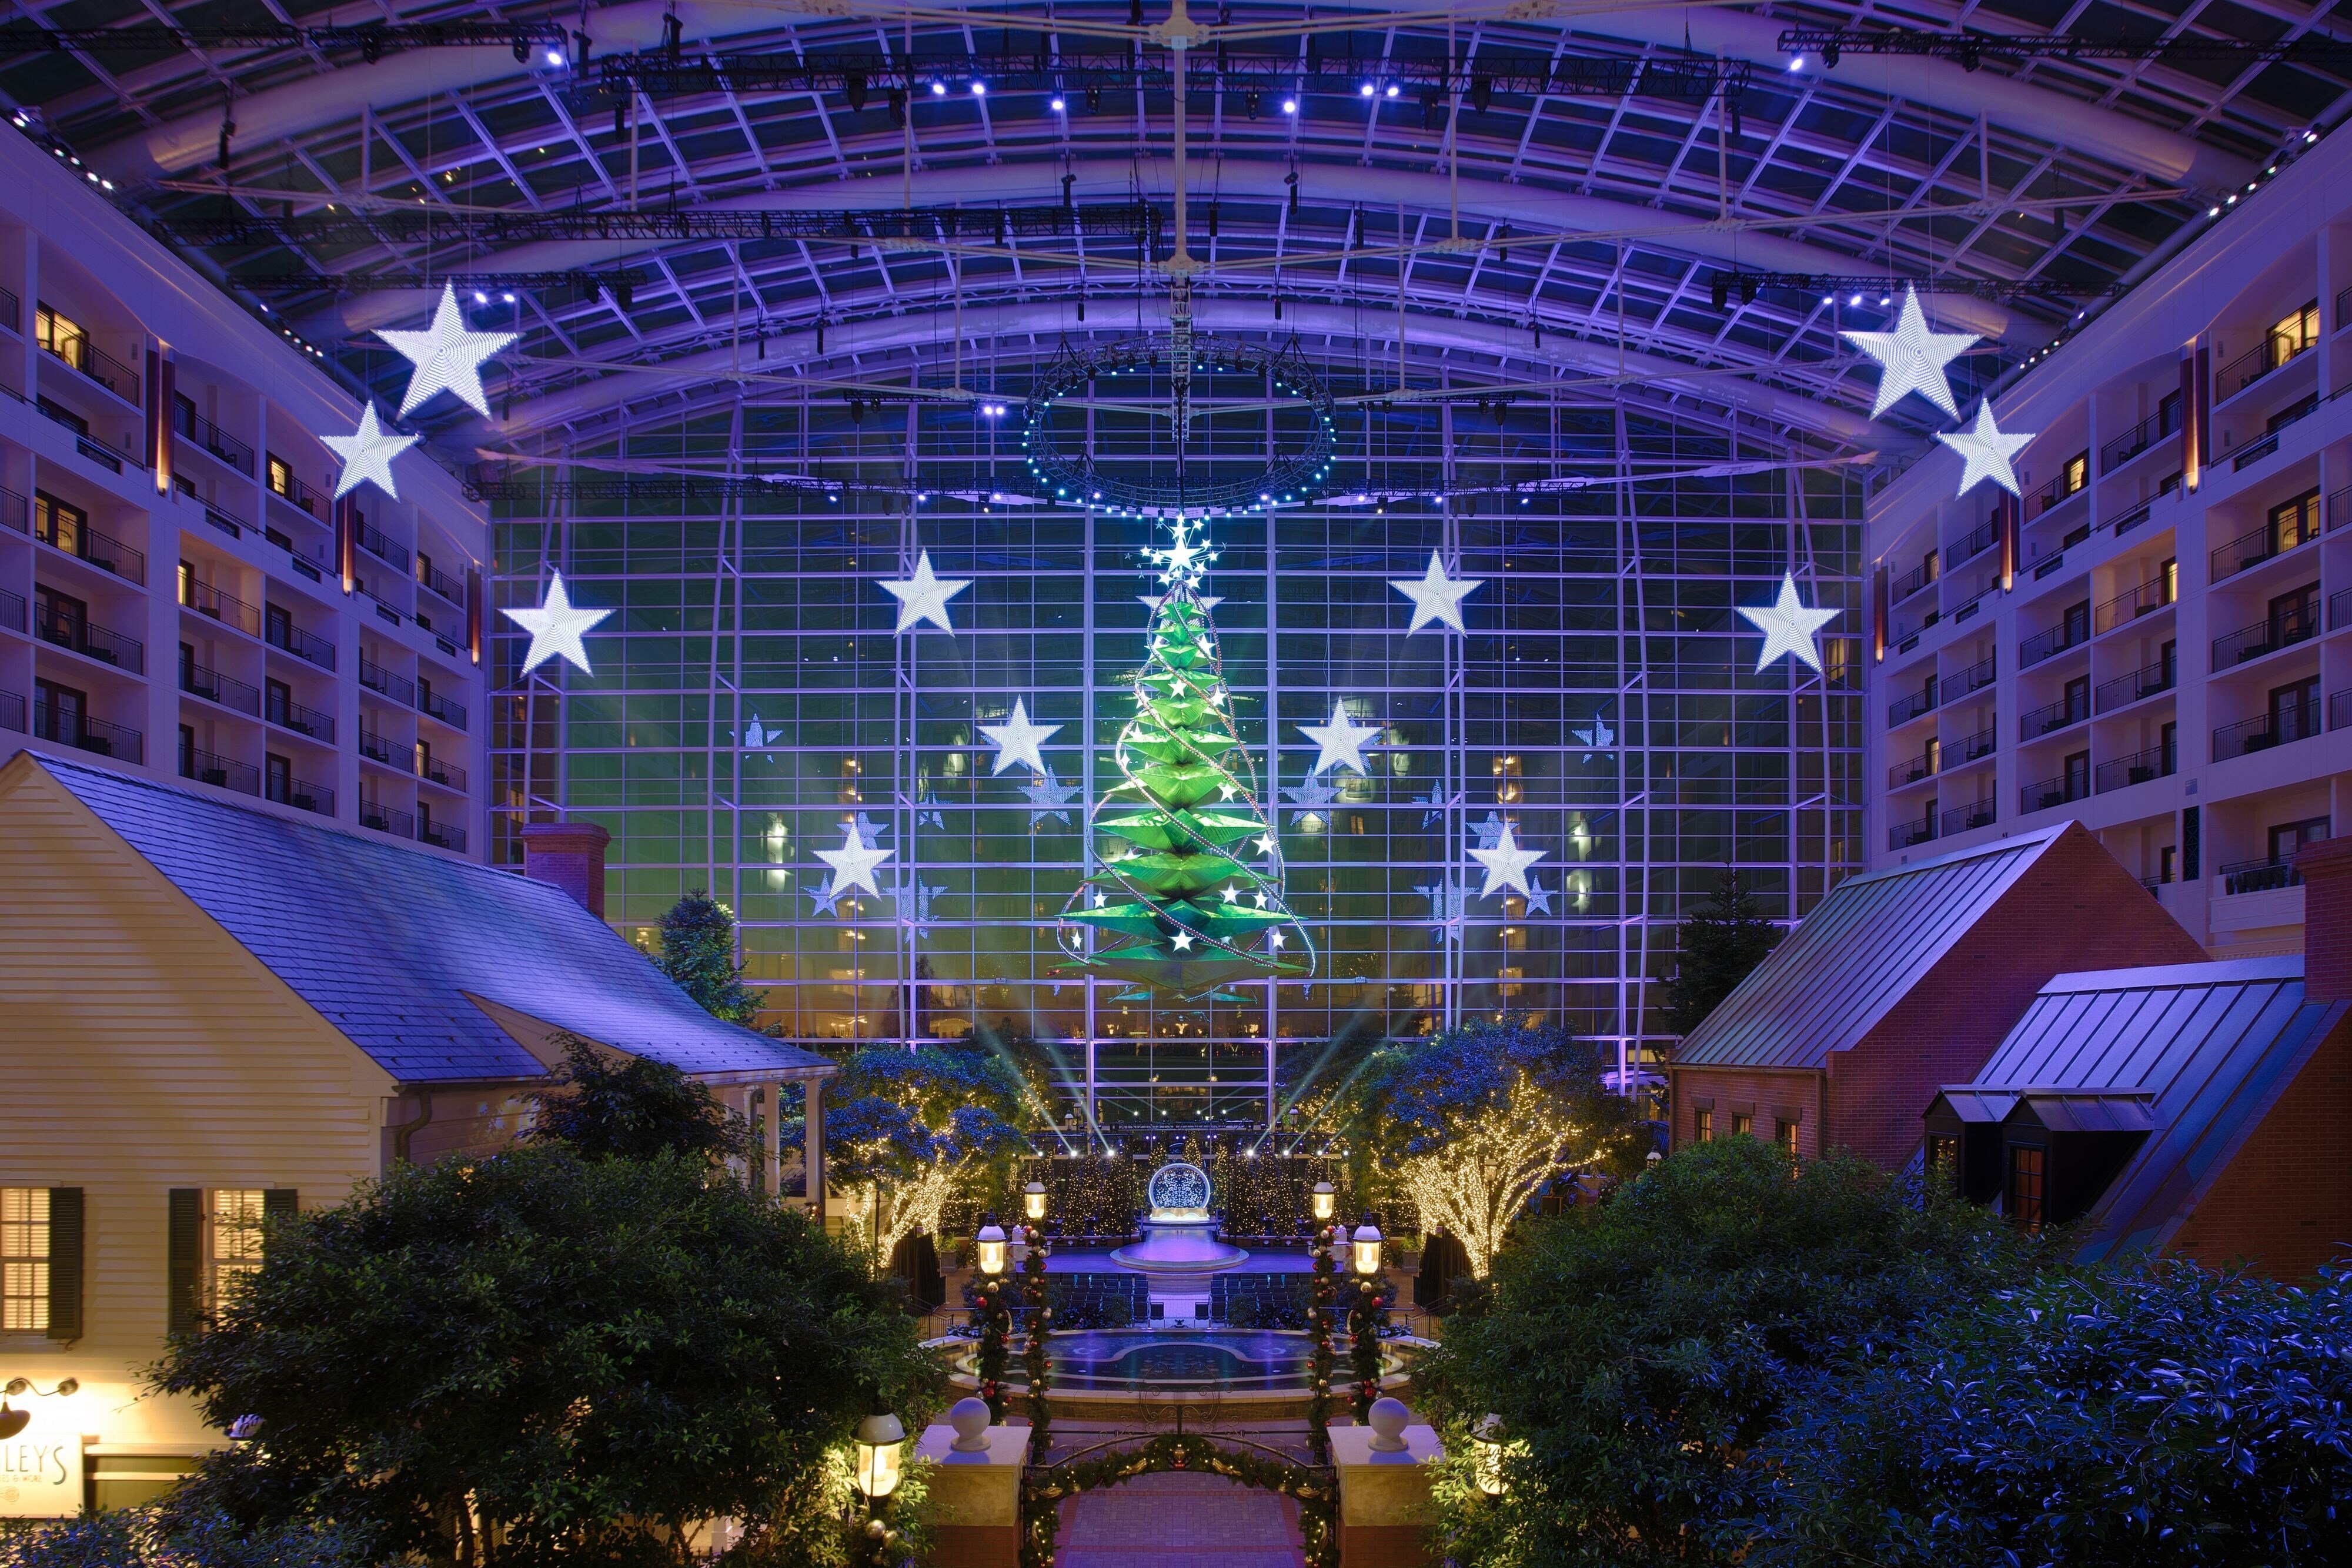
xmin=1522 ymin=879 xmax=1555 ymax=915
xmin=739 ymin=712 xmax=782 ymax=752
xmin=502 ymin=570 xmax=612 ymax=676
xmin=1283 ymin=777 xmax=1339 ymax=825
xmin=1416 ymin=876 xmax=1468 ymax=946
xmin=1024 ymin=772 xmax=1081 ymax=825
xmin=377 ymin=282 xmax=517 ymax=419
xmin=1936 ymin=402 xmax=2037 ymax=498
xmin=322 ymin=403 xmax=419 ymax=500
xmin=1471 ymin=810 xmax=1511 ymax=851
xmin=1572 ymin=717 xmax=1615 ymax=761
xmin=1842 ymin=285 xmax=1977 ymax=420
xmin=1737 ymin=573 xmax=1840 ymax=676
xmin=981 ymin=699 xmax=1061 ymax=775
xmin=1470 ymin=823 xmax=1549 ymax=898
xmin=806 ymin=881 xmax=846 ymax=917
xmin=816 ymin=820 xmax=894 ymax=900
xmin=1298 ymin=700 xmax=1382 ymax=775
xmin=1389 ymin=551 xmax=1483 ymax=633
xmin=880 ymin=551 xmax=972 ymax=633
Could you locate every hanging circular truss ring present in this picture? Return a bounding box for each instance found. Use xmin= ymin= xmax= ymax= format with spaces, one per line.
xmin=1019 ymin=334 xmax=1337 ymax=517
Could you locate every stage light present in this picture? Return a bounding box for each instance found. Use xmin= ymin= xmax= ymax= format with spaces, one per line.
xmin=931 ymin=81 xmax=947 ymax=96
xmin=1051 ymin=95 xmax=1066 ymax=110
xmin=1282 ymin=98 xmax=1298 ymax=113
xmin=971 ymin=81 xmax=987 ymax=95
xmin=1360 ymin=82 xmax=1375 ymax=97
xmin=544 ymin=48 xmax=564 ymax=66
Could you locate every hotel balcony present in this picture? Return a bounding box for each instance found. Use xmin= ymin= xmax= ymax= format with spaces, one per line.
xmin=32 ymin=701 xmax=142 ymax=764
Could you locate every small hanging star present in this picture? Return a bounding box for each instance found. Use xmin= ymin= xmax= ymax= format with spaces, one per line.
xmin=982 ymin=698 xmax=1061 ymax=775
xmin=1737 ymin=573 xmax=1840 ymax=676
xmin=880 ymin=551 xmax=972 ymax=633
xmin=1936 ymin=401 xmax=2036 ymax=498
xmin=1171 ymin=931 xmax=1195 ymax=951
xmin=501 ymin=570 xmax=612 ymax=676
xmin=322 ymin=403 xmax=419 ymax=500
xmin=1469 ymin=824 xmax=1548 ymax=898
xmin=1299 ymin=700 xmax=1382 ymax=775
xmin=1389 ymin=551 xmax=1483 ymax=633
xmin=815 ymin=820 xmax=894 ymax=899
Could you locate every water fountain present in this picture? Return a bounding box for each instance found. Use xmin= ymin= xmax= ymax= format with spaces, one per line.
xmin=1108 ymin=1160 xmax=1249 ymax=1278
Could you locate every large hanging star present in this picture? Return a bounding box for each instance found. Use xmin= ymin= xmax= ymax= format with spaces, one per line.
xmin=322 ymin=403 xmax=419 ymax=500
xmin=1389 ymin=551 xmax=1483 ymax=633
xmin=378 ymin=282 xmax=517 ymax=419
xmin=982 ymin=698 xmax=1061 ymax=775
xmin=1736 ymin=573 xmax=1840 ymax=676
xmin=1470 ymin=823 xmax=1549 ymax=898
xmin=1936 ymin=402 xmax=2037 ymax=498
xmin=880 ymin=551 xmax=972 ymax=633
xmin=1842 ymin=285 xmax=1977 ymax=420
xmin=1298 ymin=700 xmax=1382 ymax=776
xmin=816 ymin=820 xmax=894 ymax=900
xmin=501 ymin=570 xmax=612 ymax=676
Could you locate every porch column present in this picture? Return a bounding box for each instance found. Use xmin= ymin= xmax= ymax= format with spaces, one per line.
xmin=761 ymin=1081 xmax=783 ymax=1203
xmin=806 ymin=1077 xmax=826 ymax=1224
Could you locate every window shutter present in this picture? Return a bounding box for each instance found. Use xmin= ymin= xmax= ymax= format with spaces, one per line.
xmin=46 ymin=1188 xmax=82 ymax=1340
xmin=262 ymin=1189 xmax=298 ymax=1255
xmin=167 ymin=1188 xmax=202 ymax=1336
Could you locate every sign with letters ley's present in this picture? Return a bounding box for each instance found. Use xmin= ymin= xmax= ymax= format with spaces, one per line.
xmin=0 ymin=1415 xmax=83 ymax=1518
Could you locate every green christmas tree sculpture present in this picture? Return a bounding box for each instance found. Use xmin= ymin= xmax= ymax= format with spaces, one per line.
xmin=1057 ymin=519 xmax=1313 ymax=1001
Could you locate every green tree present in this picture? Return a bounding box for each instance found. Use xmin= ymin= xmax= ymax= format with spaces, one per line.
xmin=151 ymin=1144 xmax=937 ymax=1567
xmin=1335 ymin=1021 xmax=1633 ymax=1278
xmin=1729 ymin=1260 xmax=2352 ymax=1567
xmin=1656 ymin=867 xmax=1782 ymax=1037
xmin=651 ymin=888 xmax=761 ymax=1024
xmin=526 ymin=1032 xmax=749 ymax=1165
xmin=1058 ymin=522 xmax=1308 ymax=999
xmin=1415 ymin=1138 xmax=2034 ymax=1568
xmin=816 ymin=1044 xmax=1031 ymax=1262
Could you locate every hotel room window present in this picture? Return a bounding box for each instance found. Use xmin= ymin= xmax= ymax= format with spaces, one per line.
xmin=1 ymin=1188 xmax=49 ymax=1331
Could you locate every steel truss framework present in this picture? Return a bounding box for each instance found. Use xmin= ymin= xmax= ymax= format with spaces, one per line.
xmin=488 ymin=385 xmax=1862 ymax=1128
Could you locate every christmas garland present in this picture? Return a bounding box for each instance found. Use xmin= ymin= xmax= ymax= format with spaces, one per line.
xmin=1308 ymin=1233 xmax=1338 ymax=1463
xmin=1020 ymin=1433 xmax=1337 ymax=1568
xmin=1022 ymin=1236 xmax=1053 ymax=1459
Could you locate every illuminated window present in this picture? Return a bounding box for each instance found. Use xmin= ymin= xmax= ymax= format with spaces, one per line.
xmin=1730 ymin=1112 xmax=1753 ymax=1138
xmin=1693 ymin=1109 xmax=1713 ymax=1143
xmin=1 ymin=1188 xmax=49 ymax=1332
xmin=266 ymin=455 xmax=294 ymax=499
xmin=34 ymin=303 xmax=86 ymax=370
xmin=1776 ymin=1119 xmax=1799 ymax=1155
xmin=2006 ymin=1146 xmax=2045 ymax=1233
xmin=1926 ymin=1134 xmax=1959 ymax=1181
xmin=209 ymin=1189 xmax=266 ymax=1307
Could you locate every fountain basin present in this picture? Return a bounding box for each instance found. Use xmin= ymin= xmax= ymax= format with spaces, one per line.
xmin=1107 ymin=1216 xmax=1250 ymax=1275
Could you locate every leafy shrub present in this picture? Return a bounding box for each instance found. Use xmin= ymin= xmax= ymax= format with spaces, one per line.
xmin=0 ymin=1510 xmax=378 ymax=1568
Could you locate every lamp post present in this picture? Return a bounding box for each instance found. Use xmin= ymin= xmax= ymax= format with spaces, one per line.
xmin=973 ymin=1212 xmax=1011 ymax=1422
xmin=1347 ymin=1213 xmax=1386 ymax=1422
xmin=1020 ymin=1185 xmax=1053 ymax=1460
xmin=851 ymin=1407 xmax=906 ymax=1567
xmin=1472 ymin=1412 xmax=1507 ymax=1497
xmin=1311 ymin=1179 xmax=1335 ymax=1223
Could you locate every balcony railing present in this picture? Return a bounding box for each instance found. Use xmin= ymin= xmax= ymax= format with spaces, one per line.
xmin=2021 ymin=693 xmax=2090 ymax=739
xmin=355 ymin=516 xmax=411 ymax=572
xmin=43 ymin=334 xmax=141 ymax=406
xmin=179 ymin=744 xmax=260 ymax=797
xmin=1952 ymin=723 xmax=1996 ymax=764
xmin=360 ymin=800 xmax=416 ymax=839
xmin=2099 ymin=400 xmax=2182 ymax=470
xmin=2095 ymin=657 xmax=2176 ymax=713
xmin=1887 ymin=683 xmax=1937 ymax=727
xmin=264 ymin=614 xmax=337 ymax=670
xmin=35 ymin=602 xmax=143 ymax=673
xmin=179 ymin=656 xmax=260 ymax=717
xmin=2094 ymin=743 xmax=2177 ymax=794
xmin=419 ymin=755 xmax=468 ymax=791
xmin=2213 ymin=699 xmax=2321 ymax=762
xmin=171 ymin=400 xmax=255 ymax=474
xmin=2093 ymin=578 xmax=2174 ymax=634
xmin=2217 ymin=326 xmax=2316 ymax=399
xmin=2020 ymin=618 xmax=2089 ymax=667
xmin=2221 ymin=394 xmax=2317 ymax=472
xmin=266 ymin=461 xmax=328 ymax=519
xmin=0 ymin=484 xmax=25 ymax=535
xmin=0 ymin=687 xmax=21 ymax=734
xmin=2211 ymin=511 xmax=2320 ymax=581
xmin=2334 ymin=690 xmax=2352 ymax=731
xmin=419 ymin=562 xmax=467 ymax=608
xmin=2211 ymin=603 xmax=2318 ymax=669
xmin=360 ymin=656 xmax=417 ymax=706
xmin=0 ymin=586 xmax=21 ymax=634
xmin=2331 ymin=486 xmax=2352 ymax=533
xmin=1947 ymin=654 xmax=1996 ymax=700
xmin=2028 ymin=470 xmax=2089 ymax=520
xmin=181 ymin=577 xmax=263 ymax=638
xmin=1939 ymin=798 xmax=1996 ymax=836
xmin=1889 ymin=812 xmax=1935 ymax=851
xmin=32 ymin=703 xmax=142 ymax=763
xmin=0 ymin=285 xmax=17 ymax=335
xmin=419 ymin=818 xmax=467 ymax=852
xmin=2331 ymin=587 xmax=2352 ymax=631
xmin=1892 ymin=557 xmax=1937 ymax=602
xmin=265 ymin=770 xmax=334 ymax=817
xmin=1947 ymin=517 xmax=2000 ymax=567
xmin=358 ymin=727 xmax=399 ymax=765
xmin=1888 ymin=749 xmax=1937 ymax=789
xmin=2020 ymin=772 xmax=2090 ymax=815
xmin=419 ymin=688 xmax=467 ymax=731
xmin=2220 ymin=856 xmax=2302 ymax=896
xmin=34 ymin=504 xmax=146 ymax=584
xmin=265 ymin=690 xmax=335 ymax=742
xmin=2108 ymin=502 xmax=2153 ymax=538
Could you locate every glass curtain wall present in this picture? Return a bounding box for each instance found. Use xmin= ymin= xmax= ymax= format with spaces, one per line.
xmin=491 ymin=396 xmax=1862 ymax=1131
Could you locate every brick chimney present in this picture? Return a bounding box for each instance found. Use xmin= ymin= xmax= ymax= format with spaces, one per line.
xmin=520 ymin=821 xmax=611 ymax=920
xmin=2293 ymin=834 xmax=2352 ymax=1001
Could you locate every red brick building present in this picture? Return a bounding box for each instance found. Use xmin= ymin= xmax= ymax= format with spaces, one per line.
xmin=1668 ymin=822 xmax=2206 ymax=1169
xmin=1923 ymin=833 xmax=2352 ymax=1281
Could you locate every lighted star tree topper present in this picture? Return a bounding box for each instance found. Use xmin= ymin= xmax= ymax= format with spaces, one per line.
xmin=1057 ymin=519 xmax=1315 ymax=1001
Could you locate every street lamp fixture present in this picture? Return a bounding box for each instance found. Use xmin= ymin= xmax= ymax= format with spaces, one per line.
xmin=853 ymin=1410 xmax=906 ymax=1500
xmin=1472 ymin=1413 xmax=1506 ymax=1496
xmin=1311 ymin=1181 xmax=1335 ymax=1222
xmin=1351 ymin=1214 xmax=1384 ymax=1279
xmin=976 ymin=1213 xmax=1008 ymax=1278
xmin=1024 ymin=1181 xmax=1048 ymax=1223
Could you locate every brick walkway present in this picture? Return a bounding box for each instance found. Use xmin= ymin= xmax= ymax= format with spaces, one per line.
xmin=1056 ymin=1471 xmax=1305 ymax=1567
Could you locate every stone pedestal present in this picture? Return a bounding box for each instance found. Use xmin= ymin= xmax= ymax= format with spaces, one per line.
xmin=914 ymin=1420 xmax=1029 ymax=1568
xmin=1329 ymin=1422 xmax=1444 ymax=1568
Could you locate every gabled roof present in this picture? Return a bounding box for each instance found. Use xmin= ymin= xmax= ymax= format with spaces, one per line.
xmin=1672 ymin=825 xmax=2080 ymax=1072
xmin=1952 ymin=955 xmax=2347 ymax=1260
xmin=25 ymin=754 xmax=832 ymax=1087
